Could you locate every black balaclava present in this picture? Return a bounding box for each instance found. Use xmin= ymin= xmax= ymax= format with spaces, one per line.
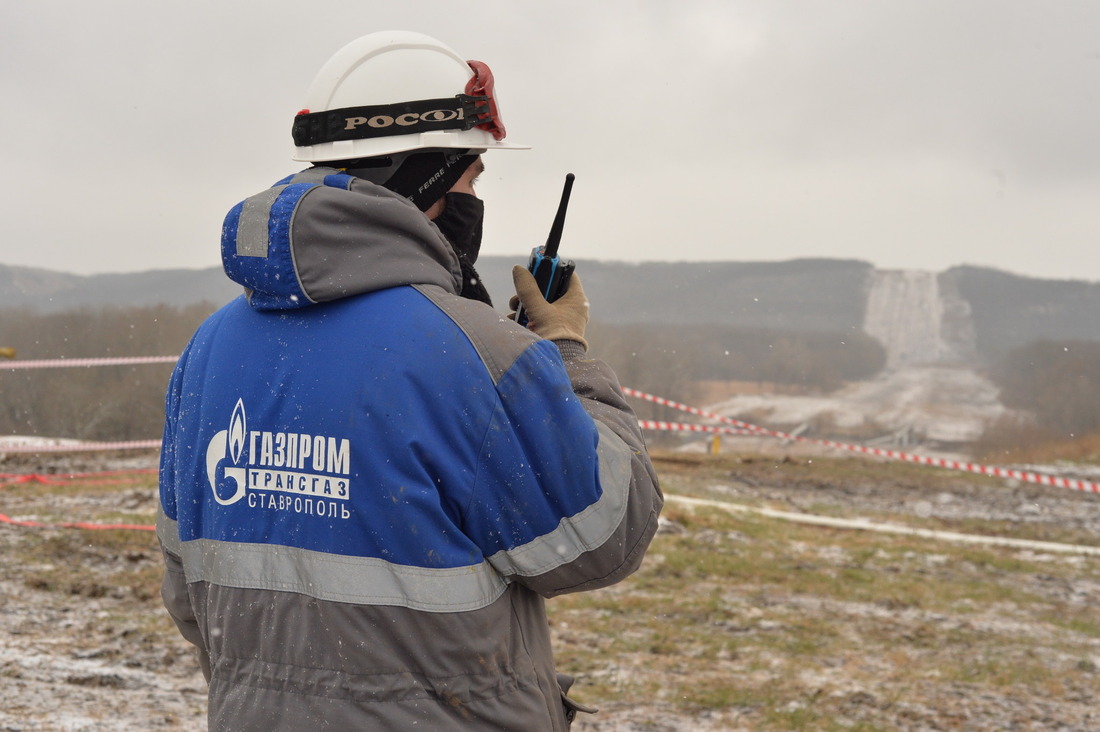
xmin=432 ymin=193 xmax=491 ymax=305
xmin=377 ymin=151 xmax=478 ymax=212
xmin=433 ymin=193 xmax=484 ymax=262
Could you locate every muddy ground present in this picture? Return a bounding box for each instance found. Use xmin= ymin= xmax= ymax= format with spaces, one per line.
xmin=2 ymin=445 xmax=1099 ymax=730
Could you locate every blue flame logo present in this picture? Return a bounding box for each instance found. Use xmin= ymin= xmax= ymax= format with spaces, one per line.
xmin=229 ymin=398 xmax=246 ymax=465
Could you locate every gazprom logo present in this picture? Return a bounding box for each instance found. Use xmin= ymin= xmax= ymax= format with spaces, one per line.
xmin=206 ymin=398 xmax=249 ymax=505
xmin=204 ymin=398 xmax=353 ymax=510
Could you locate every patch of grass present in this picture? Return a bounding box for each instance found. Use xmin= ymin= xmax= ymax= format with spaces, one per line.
xmin=13 ymin=522 xmax=162 ymax=608
xmin=976 ymin=431 xmax=1100 ymax=465
xmin=1046 ymin=607 xmax=1100 ymax=638
xmin=654 ymin=448 xmax=1100 ymax=552
xmin=0 ymin=474 xmax=157 ymax=498
xmin=943 ymin=647 xmax=1062 ymax=687
xmin=551 ymin=470 xmax=1100 ymax=728
xmin=652 ymin=451 xmax=1008 ymax=493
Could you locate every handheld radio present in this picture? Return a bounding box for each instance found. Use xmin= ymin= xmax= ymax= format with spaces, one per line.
xmin=516 ymin=173 xmax=576 ymax=327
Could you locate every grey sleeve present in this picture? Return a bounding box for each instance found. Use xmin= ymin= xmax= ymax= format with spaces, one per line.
xmin=411 ymin=286 xmax=663 ymax=596
xmin=527 ymin=340 xmax=664 ymax=597
xmin=160 ymin=544 xmax=211 ymax=681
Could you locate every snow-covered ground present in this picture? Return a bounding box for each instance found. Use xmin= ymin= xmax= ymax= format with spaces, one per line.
xmin=707 ymin=366 xmax=1008 ymax=444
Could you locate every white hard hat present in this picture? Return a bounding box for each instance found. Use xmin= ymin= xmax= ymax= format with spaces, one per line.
xmin=292 ymin=31 xmax=528 ymax=162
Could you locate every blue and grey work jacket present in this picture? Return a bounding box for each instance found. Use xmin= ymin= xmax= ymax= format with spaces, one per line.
xmin=157 ymin=169 xmax=663 ymax=731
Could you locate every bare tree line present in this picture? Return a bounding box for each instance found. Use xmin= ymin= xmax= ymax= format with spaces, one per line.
xmin=16 ymin=305 xmax=1095 ymax=452
xmin=1 ymin=304 xmax=891 ymax=443
xmin=0 ymin=304 xmax=215 ymax=441
xmin=982 ymin=340 xmax=1100 ymax=446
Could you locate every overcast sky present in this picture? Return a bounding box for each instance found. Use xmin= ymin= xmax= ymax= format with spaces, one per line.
xmin=2 ymin=0 xmax=1098 ymax=282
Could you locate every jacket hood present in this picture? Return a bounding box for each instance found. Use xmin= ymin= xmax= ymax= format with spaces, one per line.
xmin=221 ymin=168 xmax=462 ymax=311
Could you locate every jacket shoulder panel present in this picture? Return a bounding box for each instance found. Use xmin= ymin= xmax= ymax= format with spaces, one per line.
xmin=413 ymin=284 xmax=538 ymax=384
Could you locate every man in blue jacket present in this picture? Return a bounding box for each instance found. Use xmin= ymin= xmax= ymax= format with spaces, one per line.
xmin=158 ymin=31 xmax=662 ymax=731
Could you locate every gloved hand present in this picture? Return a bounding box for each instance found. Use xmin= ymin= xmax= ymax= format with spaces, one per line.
xmin=509 ymin=265 xmax=589 ymax=350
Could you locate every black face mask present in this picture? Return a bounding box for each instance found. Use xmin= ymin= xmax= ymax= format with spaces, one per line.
xmin=433 ymin=193 xmax=492 ymax=306
xmin=433 ymin=193 xmax=484 ymax=264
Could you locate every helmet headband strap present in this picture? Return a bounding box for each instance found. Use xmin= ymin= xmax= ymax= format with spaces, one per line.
xmin=294 ymin=61 xmax=507 ymax=147
xmin=293 ymin=95 xmax=487 ymax=147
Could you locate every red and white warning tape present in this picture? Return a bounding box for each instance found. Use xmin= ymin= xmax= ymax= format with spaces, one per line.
xmin=1 ymin=355 xmax=177 ymax=370
xmin=624 ymin=387 xmax=1100 ymax=495
xmin=637 ymin=420 xmax=755 ymax=436
xmin=0 ymin=440 xmax=161 ymax=454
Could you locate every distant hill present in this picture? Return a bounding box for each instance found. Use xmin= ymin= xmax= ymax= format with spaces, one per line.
xmin=477 ymin=257 xmax=874 ymax=333
xmin=3 ymin=258 xmax=1100 ymax=365
xmin=0 ymin=257 xmax=874 ymax=332
xmin=942 ymin=266 xmax=1100 ymax=359
xmin=0 ymin=264 xmax=240 ymax=312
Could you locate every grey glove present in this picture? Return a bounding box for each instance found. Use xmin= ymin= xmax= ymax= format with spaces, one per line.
xmin=509 ymin=265 xmax=589 ymax=350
